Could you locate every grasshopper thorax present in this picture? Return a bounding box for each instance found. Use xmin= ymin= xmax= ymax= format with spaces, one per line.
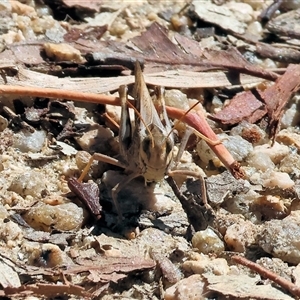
xmin=140 ymin=123 xmax=174 ymax=182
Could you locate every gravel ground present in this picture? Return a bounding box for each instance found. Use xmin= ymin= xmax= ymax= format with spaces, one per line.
xmin=1 ymin=1 xmax=300 ymax=299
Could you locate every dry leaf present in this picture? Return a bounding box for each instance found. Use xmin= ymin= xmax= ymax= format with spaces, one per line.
xmin=66 ymin=255 xmax=155 ymax=278
xmin=0 ymin=66 xmax=265 ymax=92
xmin=0 ymin=261 xmax=21 ymax=288
xmin=213 ymin=64 xmax=300 ymax=137
xmin=68 ymin=178 xmax=102 ymax=220
xmin=4 ymin=282 xmax=91 ymax=298
xmin=87 ymin=22 xmax=277 ymax=81
xmin=189 ymin=1 xmax=247 ymax=34
xmin=202 ymin=47 xmax=278 ymax=81
xmin=204 ymin=274 xmax=294 ymax=300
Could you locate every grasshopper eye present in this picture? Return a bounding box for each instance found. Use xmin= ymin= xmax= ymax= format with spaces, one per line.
xmin=165 ymin=139 xmax=173 ymax=155
xmin=142 ymin=137 xmax=151 ymax=154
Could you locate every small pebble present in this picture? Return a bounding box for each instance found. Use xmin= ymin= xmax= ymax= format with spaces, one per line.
xmin=23 ymin=202 xmax=84 ymax=232
xmin=164 ymin=89 xmax=189 ymax=111
xmin=0 ymin=219 xmax=23 ymax=242
xmin=11 ymin=0 xmax=37 ymax=18
xmin=183 ymin=253 xmax=229 ymax=275
xmin=279 ymin=153 xmax=300 ymax=176
xmin=247 ymin=151 xmax=275 ymax=171
xmin=36 ymin=5 xmax=53 ymax=17
xmin=281 ymin=0 xmax=300 ymax=10
xmin=231 ymin=121 xmax=266 ymax=145
xmin=147 ymin=12 xmax=159 ymax=22
xmin=75 ymin=124 xmax=114 ymax=153
xmin=192 ymin=228 xmax=225 ymax=255
xmin=225 ymin=2 xmax=253 ymax=23
xmin=170 ymin=14 xmax=191 ymax=32
xmin=258 ymin=211 xmax=300 ymax=264
xmin=164 ymin=274 xmax=206 ymax=300
xmin=252 ymin=142 xmax=290 ymax=165
xmin=246 ymin=21 xmax=263 ymax=36
xmin=197 ymin=134 xmax=253 ymax=166
xmin=211 ymin=95 xmax=223 ymax=113
xmin=0 ymin=0 xmax=11 ymax=11
xmin=30 ymin=15 xmax=56 ymax=34
xmin=257 ymin=257 xmax=291 ymax=280
xmin=281 ymin=103 xmax=300 ymax=128
xmin=45 ymin=22 xmax=66 ymax=43
xmin=109 ymin=20 xmax=129 ymax=37
xmin=13 ymin=130 xmax=46 ymax=153
xmin=222 ymin=136 xmax=253 ymax=161
xmin=224 ymin=189 xmax=260 ymax=221
xmin=224 ymin=219 xmax=258 ymax=252
xmin=241 ymin=0 xmax=265 ymax=10
xmin=262 ymin=170 xmax=294 ymax=189
xmin=261 ymin=58 xmax=277 ymax=69
xmin=0 ymin=115 xmax=8 ymax=132
xmin=251 ymin=195 xmax=288 ymax=221
xmin=277 ymin=129 xmax=300 ymax=151
xmin=75 ymin=151 xmax=91 ymax=171
xmin=0 ymin=204 xmax=8 ymax=219
xmin=44 ymin=43 xmax=84 ymax=63
xmin=9 ymin=170 xmax=46 ymax=198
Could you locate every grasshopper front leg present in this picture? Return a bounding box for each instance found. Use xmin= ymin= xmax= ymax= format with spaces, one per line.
xmin=78 ymin=153 xmax=126 ymax=183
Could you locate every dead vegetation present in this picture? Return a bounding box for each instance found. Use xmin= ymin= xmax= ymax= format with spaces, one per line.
xmin=1 ymin=0 xmax=300 ymax=299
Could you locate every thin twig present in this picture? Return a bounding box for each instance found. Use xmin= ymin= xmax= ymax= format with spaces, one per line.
xmin=259 ymin=0 xmax=284 ymax=23
xmin=232 ymin=255 xmax=300 ymax=299
xmin=0 ymin=85 xmax=120 ymax=105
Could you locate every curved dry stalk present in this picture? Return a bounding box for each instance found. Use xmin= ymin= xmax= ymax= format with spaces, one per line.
xmin=166 ymin=105 xmax=244 ymax=179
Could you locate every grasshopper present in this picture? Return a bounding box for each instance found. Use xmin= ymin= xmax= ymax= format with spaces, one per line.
xmin=78 ymin=61 xmax=210 ymax=221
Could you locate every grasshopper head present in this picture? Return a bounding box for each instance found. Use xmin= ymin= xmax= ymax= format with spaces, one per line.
xmin=140 ymin=124 xmax=174 ymax=182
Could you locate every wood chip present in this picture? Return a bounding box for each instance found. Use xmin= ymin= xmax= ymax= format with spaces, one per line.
xmin=212 ymin=90 xmax=266 ymax=125
xmin=259 ymin=64 xmax=300 ymax=138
